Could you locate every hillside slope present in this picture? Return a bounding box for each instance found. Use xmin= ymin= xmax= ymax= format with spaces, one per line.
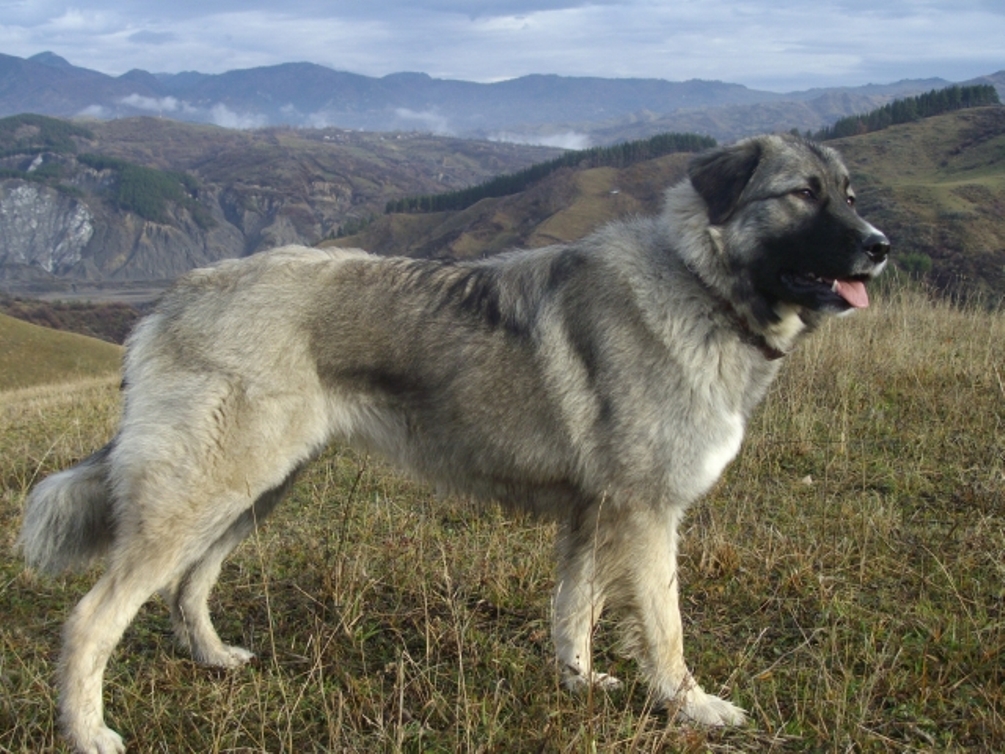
xmin=0 ymin=115 xmax=561 ymax=293
xmin=328 ymin=152 xmax=692 ymax=259
xmin=0 ymin=312 xmax=122 ymax=390
xmin=835 ymin=106 xmax=1005 ymax=300
xmin=336 ymin=107 xmax=1005 ymax=302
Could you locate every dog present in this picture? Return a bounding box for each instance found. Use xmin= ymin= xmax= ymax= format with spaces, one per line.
xmin=19 ymin=133 xmax=888 ymax=753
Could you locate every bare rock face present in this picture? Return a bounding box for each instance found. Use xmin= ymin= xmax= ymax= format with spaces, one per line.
xmin=0 ymin=118 xmax=565 ymax=292
xmin=0 ymin=182 xmax=94 ymax=274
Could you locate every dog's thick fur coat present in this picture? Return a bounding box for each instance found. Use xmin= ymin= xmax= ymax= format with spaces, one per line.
xmin=20 ymin=134 xmax=888 ymax=753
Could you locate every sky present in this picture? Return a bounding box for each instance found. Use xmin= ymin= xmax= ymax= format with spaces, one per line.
xmin=1 ymin=1 xmax=1003 ymax=92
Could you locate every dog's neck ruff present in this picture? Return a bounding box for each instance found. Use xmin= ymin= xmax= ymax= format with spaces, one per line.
xmin=686 ymin=267 xmax=788 ymax=361
xmin=716 ymin=297 xmax=788 ymax=361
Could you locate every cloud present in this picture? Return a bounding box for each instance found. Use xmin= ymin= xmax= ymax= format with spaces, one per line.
xmin=119 ymin=93 xmax=181 ymax=112
xmin=393 ymin=108 xmax=453 ymax=135
xmin=208 ymin=103 xmax=268 ymax=130
xmin=76 ymin=104 xmax=110 ymax=119
xmin=490 ymin=131 xmax=591 ymax=149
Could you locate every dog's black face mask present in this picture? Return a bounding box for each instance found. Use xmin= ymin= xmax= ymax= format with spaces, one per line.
xmin=756 ymin=193 xmax=889 ymax=314
xmin=689 ymin=135 xmax=889 ymax=317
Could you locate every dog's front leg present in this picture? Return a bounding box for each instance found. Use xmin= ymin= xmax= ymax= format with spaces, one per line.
xmin=625 ymin=505 xmax=746 ymax=725
xmin=552 ymin=510 xmax=621 ymax=691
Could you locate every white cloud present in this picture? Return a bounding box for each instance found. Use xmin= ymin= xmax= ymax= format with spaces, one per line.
xmin=491 ymin=131 xmax=592 ymax=149
xmin=209 ymin=104 xmax=268 ymax=129
xmin=393 ymin=108 xmax=453 ymax=135
xmin=119 ymin=94 xmax=181 ymax=112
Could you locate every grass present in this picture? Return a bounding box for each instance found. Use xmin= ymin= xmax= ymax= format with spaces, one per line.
xmin=0 ymin=289 xmax=1003 ymax=752
xmin=0 ymin=313 xmax=122 ymax=391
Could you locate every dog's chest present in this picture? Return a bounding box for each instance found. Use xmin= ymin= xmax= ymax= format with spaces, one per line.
xmin=695 ymin=411 xmax=745 ymax=493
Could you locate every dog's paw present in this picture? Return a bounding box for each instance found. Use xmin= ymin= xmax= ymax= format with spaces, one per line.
xmin=66 ymin=723 xmax=125 ymax=754
xmin=195 ymin=644 xmax=256 ymax=669
xmin=671 ymin=685 xmax=747 ymax=726
xmin=561 ymin=666 xmax=623 ymax=692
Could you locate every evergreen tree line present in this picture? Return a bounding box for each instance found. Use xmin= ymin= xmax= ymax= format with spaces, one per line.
xmin=77 ymin=153 xmax=213 ymax=229
xmin=814 ymin=84 xmax=1000 ymax=141
xmin=0 ymin=113 xmax=94 ymax=159
xmin=386 ymin=131 xmax=717 ymax=215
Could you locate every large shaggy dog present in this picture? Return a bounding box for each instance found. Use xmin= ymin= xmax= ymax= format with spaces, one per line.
xmin=20 ymin=134 xmax=888 ymax=753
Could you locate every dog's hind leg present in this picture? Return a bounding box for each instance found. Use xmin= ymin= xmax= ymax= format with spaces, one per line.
xmin=164 ymin=472 xmax=299 ymax=667
xmin=553 ymin=507 xmax=621 ymax=691
xmin=57 ymin=425 xmax=302 ymax=753
xmin=59 ymin=519 xmax=204 ymax=754
xmin=621 ymin=506 xmax=746 ymax=726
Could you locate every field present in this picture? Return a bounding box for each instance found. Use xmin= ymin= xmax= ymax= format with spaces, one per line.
xmin=1 ymin=288 xmax=1002 ymax=752
xmin=0 ymin=313 xmax=122 ymax=391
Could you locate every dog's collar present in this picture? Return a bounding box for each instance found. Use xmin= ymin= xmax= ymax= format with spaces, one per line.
xmin=715 ymin=299 xmax=788 ymax=361
xmin=687 ymin=268 xmax=788 ymax=361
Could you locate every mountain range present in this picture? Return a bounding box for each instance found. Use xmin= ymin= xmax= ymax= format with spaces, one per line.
xmin=4 ymin=51 xmax=1004 ymax=144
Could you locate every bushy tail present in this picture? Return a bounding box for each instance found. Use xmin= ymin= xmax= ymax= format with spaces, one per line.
xmin=18 ymin=443 xmax=116 ymax=574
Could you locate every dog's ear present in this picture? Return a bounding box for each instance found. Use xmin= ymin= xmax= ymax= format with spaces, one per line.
xmin=688 ymin=140 xmax=763 ymax=225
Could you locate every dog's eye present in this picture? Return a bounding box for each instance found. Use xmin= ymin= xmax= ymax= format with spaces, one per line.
xmin=795 ymin=188 xmax=817 ymax=202
xmin=846 ymin=195 xmax=856 ymax=207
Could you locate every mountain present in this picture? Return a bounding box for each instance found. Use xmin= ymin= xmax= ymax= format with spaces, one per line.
xmin=2 ymin=52 xmax=997 ymax=144
xmin=0 ymin=114 xmax=561 ymax=295
xmin=330 ymin=107 xmax=1005 ymax=303
xmin=0 ymin=53 xmax=162 ymax=119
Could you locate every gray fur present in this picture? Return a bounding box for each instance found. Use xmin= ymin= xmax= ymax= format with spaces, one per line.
xmin=19 ymin=445 xmax=116 ymax=574
xmin=20 ymin=133 xmax=888 ymax=753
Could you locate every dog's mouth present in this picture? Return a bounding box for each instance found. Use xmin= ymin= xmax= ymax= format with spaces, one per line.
xmin=780 ymin=271 xmax=871 ymax=310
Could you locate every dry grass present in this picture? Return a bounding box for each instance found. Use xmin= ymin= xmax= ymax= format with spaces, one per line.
xmin=1 ymin=289 xmax=1002 ymax=752
xmin=0 ymin=314 xmax=123 ymax=391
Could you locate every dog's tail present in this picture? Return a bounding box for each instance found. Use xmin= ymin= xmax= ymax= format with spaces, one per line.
xmin=18 ymin=443 xmax=117 ymax=574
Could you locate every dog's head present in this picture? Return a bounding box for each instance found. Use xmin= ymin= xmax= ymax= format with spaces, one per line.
xmin=688 ymin=133 xmax=888 ymax=319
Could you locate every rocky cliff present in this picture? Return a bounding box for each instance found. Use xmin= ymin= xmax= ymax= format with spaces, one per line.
xmin=0 ymin=182 xmax=94 ymax=276
xmin=0 ymin=115 xmax=560 ymax=294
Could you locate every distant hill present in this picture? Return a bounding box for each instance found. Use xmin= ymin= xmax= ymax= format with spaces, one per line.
xmin=331 ymin=107 xmax=1005 ymax=303
xmin=835 ymin=106 xmax=1005 ymax=303
xmin=0 ymin=311 xmax=121 ymax=390
xmin=0 ymin=114 xmax=561 ymax=293
xmin=0 ymin=294 xmax=141 ymax=344
xmin=328 ymin=151 xmax=692 ymax=259
xmin=3 ymin=51 xmax=1001 ymax=144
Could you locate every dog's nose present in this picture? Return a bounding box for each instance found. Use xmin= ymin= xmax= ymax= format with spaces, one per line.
xmin=861 ymin=232 xmax=890 ymax=263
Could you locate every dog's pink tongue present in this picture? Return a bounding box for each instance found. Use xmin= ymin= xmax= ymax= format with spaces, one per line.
xmin=835 ymin=279 xmax=869 ymax=308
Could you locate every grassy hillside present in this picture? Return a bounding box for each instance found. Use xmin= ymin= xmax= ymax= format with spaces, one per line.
xmin=835 ymin=106 xmax=1005 ymax=301
xmin=0 ymin=295 xmax=141 ymax=344
xmin=335 ymin=107 xmax=1005 ymax=303
xmin=0 ymin=312 xmax=121 ymax=390
xmin=328 ymin=152 xmax=692 ymax=259
xmin=83 ymin=117 xmax=563 ymax=207
xmin=1 ymin=289 xmax=1002 ymax=751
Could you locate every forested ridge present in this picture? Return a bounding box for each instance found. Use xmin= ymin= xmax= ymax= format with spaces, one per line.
xmin=386 ymin=132 xmax=716 ymax=215
xmin=814 ymin=84 xmax=1000 ymax=140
